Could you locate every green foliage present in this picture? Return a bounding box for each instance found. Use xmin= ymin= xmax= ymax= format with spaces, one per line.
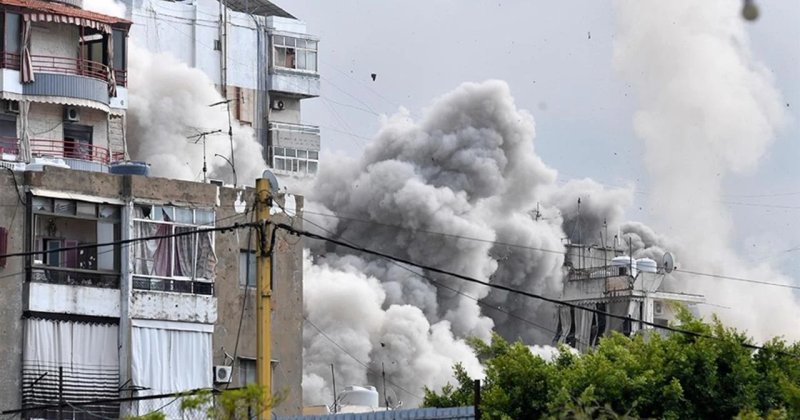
xmin=127 ymin=384 xmax=284 ymax=420
xmin=423 ymin=314 xmax=800 ymax=419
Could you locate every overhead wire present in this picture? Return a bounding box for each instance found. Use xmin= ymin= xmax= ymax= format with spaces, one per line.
xmin=271 ymin=221 xmax=798 ymax=356
xmin=301 ymin=209 xmax=800 ymax=291
xmin=304 ymin=317 xmax=424 ymax=401
xmin=299 ymin=215 xmax=574 ymax=345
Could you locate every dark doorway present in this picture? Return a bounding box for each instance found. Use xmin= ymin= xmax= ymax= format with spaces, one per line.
xmin=63 ymin=123 xmax=93 ymax=160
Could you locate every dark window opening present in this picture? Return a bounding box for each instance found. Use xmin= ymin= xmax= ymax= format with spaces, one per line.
xmin=63 ymin=123 xmax=93 ymax=160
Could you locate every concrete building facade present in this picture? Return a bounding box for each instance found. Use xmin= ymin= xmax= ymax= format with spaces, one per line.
xmin=0 ymin=165 xmax=304 ymax=417
xmin=0 ymin=1 xmax=306 ymax=417
xmin=555 ymin=243 xmax=704 ymax=352
xmin=124 ymin=0 xmax=321 ymax=177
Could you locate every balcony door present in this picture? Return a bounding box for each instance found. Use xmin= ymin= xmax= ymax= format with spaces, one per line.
xmin=63 ymin=122 xmax=92 ymax=160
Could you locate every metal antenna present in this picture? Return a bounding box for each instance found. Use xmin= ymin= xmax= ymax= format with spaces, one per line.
xmin=187 ymin=129 xmax=223 ymax=183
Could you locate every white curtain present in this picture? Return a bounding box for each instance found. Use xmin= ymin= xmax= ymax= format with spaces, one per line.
xmin=132 ymin=326 xmax=212 ymax=416
xmin=22 ymin=318 xmax=119 ymax=416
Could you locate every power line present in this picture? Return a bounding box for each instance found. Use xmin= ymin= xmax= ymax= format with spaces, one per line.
xmin=301 ymin=209 xmax=800 ymax=292
xmin=299 ymin=215 xmax=573 ymax=345
xmin=304 ymin=317 xmax=424 ymax=401
xmin=0 ymin=222 xmax=258 ymax=261
xmin=271 ymin=221 xmax=797 ymax=356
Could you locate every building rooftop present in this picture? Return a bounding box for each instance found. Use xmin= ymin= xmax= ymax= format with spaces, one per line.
xmin=0 ymin=0 xmax=131 ymax=26
xmin=224 ymin=0 xmax=294 ymax=19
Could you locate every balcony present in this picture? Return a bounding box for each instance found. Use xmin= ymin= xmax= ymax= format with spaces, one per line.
xmin=268 ymin=68 xmax=320 ymax=98
xmin=0 ymin=137 xmax=123 ymax=171
xmin=26 ymin=267 xmax=121 ymax=318
xmin=0 ymin=52 xmax=124 ymax=106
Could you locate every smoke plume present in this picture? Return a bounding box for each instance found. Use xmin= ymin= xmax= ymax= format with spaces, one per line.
xmin=125 ymin=43 xmax=267 ymax=184
xmin=614 ymin=0 xmax=800 ymax=340
xmin=299 ymin=81 xmax=631 ymax=405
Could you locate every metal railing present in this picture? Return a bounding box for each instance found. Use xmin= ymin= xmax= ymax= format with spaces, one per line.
xmin=0 ymin=136 xmax=18 ymax=155
xmin=132 ymin=277 xmax=215 ymax=296
xmin=0 ymin=52 xmax=126 ymax=85
xmin=30 ymin=266 xmax=120 ymax=289
xmin=268 ymin=121 xmax=321 ymax=134
xmin=30 ymin=138 xmax=112 ymax=164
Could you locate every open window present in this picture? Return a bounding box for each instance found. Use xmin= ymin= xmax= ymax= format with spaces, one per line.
xmin=63 ymin=122 xmax=93 ymax=161
xmin=273 ymin=35 xmax=317 ymax=72
xmin=31 ymin=197 xmax=120 ymax=288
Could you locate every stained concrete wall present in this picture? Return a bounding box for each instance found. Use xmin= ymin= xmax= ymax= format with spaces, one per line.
xmin=0 ymin=170 xmax=25 ymax=413
xmin=213 ymin=186 xmax=304 ymax=416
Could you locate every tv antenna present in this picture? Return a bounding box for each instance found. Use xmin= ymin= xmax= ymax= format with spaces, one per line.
xmin=187 ymin=129 xmax=223 ymax=183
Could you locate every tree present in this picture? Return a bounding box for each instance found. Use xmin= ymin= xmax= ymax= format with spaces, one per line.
xmin=423 ymin=312 xmax=800 ymax=419
xmin=127 ymin=384 xmax=284 ymax=420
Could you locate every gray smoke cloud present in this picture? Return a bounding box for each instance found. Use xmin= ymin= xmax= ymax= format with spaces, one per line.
xmin=126 ymin=43 xmax=267 ymax=184
xmin=300 ymin=81 xmax=595 ymax=406
xmin=614 ymin=0 xmax=800 ymax=340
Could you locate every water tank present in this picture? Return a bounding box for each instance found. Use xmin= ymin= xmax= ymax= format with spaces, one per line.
xmin=109 ymin=161 xmax=150 ymax=176
xmin=339 ymin=385 xmax=379 ymax=408
xmin=611 ymin=256 xmax=636 ymax=276
xmin=636 ymin=258 xmax=658 ymax=273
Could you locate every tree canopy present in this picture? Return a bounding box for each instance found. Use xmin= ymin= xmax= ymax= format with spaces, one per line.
xmin=423 ymin=313 xmax=800 ymax=419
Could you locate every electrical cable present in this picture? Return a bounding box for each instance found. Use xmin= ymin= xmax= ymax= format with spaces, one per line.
xmin=304 ymin=317 xmax=424 ymax=401
xmin=301 ymin=209 xmax=800 ymax=291
xmin=299 ymin=215 xmax=575 ymax=345
xmin=0 ymin=221 xmax=259 ymax=260
xmin=227 ymin=206 xmax=257 ymax=389
xmin=272 ymin=221 xmax=798 ymax=356
xmin=2 ymin=167 xmax=25 ymax=205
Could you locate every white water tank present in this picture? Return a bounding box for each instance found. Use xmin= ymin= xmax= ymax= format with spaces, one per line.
xmin=636 ymin=258 xmax=658 ymax=273
xmin=339 ymin=385 xmax=379 ymax=408
xmin=611 ymin=256 xmax=637 ymax=276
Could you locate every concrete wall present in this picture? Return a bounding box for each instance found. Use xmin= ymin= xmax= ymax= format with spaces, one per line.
xmin=213 ymin=186 xmax=304 ymax=416
xmin=0 ymin=170 xmax=25 ymax=412
xmin=27 ymin=103 xmax=109 ymax=150
xmin=25 ymin=283 xmax=121 ymax=317
xmin=130 ymin=290 xmax=217 ymax=323
xmin=31 ymin=23 xmax=78 ymax=59
xmin=269 ymin=96 xmax=301 ymax=124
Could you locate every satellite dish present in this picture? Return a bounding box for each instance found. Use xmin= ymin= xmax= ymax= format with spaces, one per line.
xmin=261 ymin=170 xmax=280 ymax=194
xmin=662 ymin=252 xmax=675 ymax=274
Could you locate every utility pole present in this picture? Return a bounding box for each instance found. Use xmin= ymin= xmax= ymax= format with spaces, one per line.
xmin=255 ymin=177 xmax=272 ymax=420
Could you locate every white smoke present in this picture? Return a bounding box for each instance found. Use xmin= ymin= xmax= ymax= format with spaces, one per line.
xmin=126 ymin=43 xmax=267 ymax=184
xmin=300 ymin=81 xmax=603 ymax=405
xmin=83 ymin=0 xmax=126 ymax=18
xmin=614 ymin=0 xmax=799 ymax=341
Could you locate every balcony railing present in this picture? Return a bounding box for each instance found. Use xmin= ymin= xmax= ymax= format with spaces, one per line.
xmin=30 ymin=138 xmax=112 ymax=164
xmin=0 ymin=136 xmax=18 ymax=155
xmin=0 ymin=52 xmax=126 ymax=86
xmin=31 ymin=265 xmax=120 ymax=289
xmin=132 ymin=276 xmax=215 ymax=296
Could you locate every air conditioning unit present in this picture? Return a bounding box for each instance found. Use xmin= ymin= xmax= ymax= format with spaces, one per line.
xmin=653 ymin=301 xmax=664 ymax=316
xmin=213 ymin=365 xmax=232 ymax=384
xmin=64 ymin=107 xmax=80 ymax=122
xmin=4 ymin=100 xmax=19 ymax=114
xmin=270 ymin=99 xmax=285 ymax=110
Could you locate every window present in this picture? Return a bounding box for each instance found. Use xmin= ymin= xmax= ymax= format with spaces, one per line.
xmin=132 ymin=205 xmax=217 ymax=295
xmin=239 ymin=250 xmax=256 ymax=288
xmin=271 ymin=146 xmax=319 ymax=175
xmin=31 ymin=197 xmax=121 ymax=288
xmin=63 ymin=123 xmax=94 ymax=161
xmin=237 ymin=358 xmax=276 ymax=388
xmin=273 ymin=35 xmax=318 ymax=72
xmin=238 ymin=357 xmax=256 ymax=385
xmin=0 ymin=112 xmax=17 ymax=154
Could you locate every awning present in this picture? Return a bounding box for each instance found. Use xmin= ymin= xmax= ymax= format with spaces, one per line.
xmin=0 ymin=91 xmax=124 ymax=115
xmin=0 ymin=0 xmax=130 ymax=30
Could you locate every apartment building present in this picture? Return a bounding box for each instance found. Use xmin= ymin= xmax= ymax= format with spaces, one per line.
xmin=125 ymin=0 xmax=321 ymax=177
xmin=0 ymin=1 xmax=304 ymax=417
xmin=554 ymin=243 xmax=704 ymax=352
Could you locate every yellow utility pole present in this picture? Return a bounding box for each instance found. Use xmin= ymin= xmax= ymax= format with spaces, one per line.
xmin=255 ymin=177 xmax=272 ymax=419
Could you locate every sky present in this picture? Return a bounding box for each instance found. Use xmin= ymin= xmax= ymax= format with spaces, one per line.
xmin=273 ymin=0 xmax=800 ymax=278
